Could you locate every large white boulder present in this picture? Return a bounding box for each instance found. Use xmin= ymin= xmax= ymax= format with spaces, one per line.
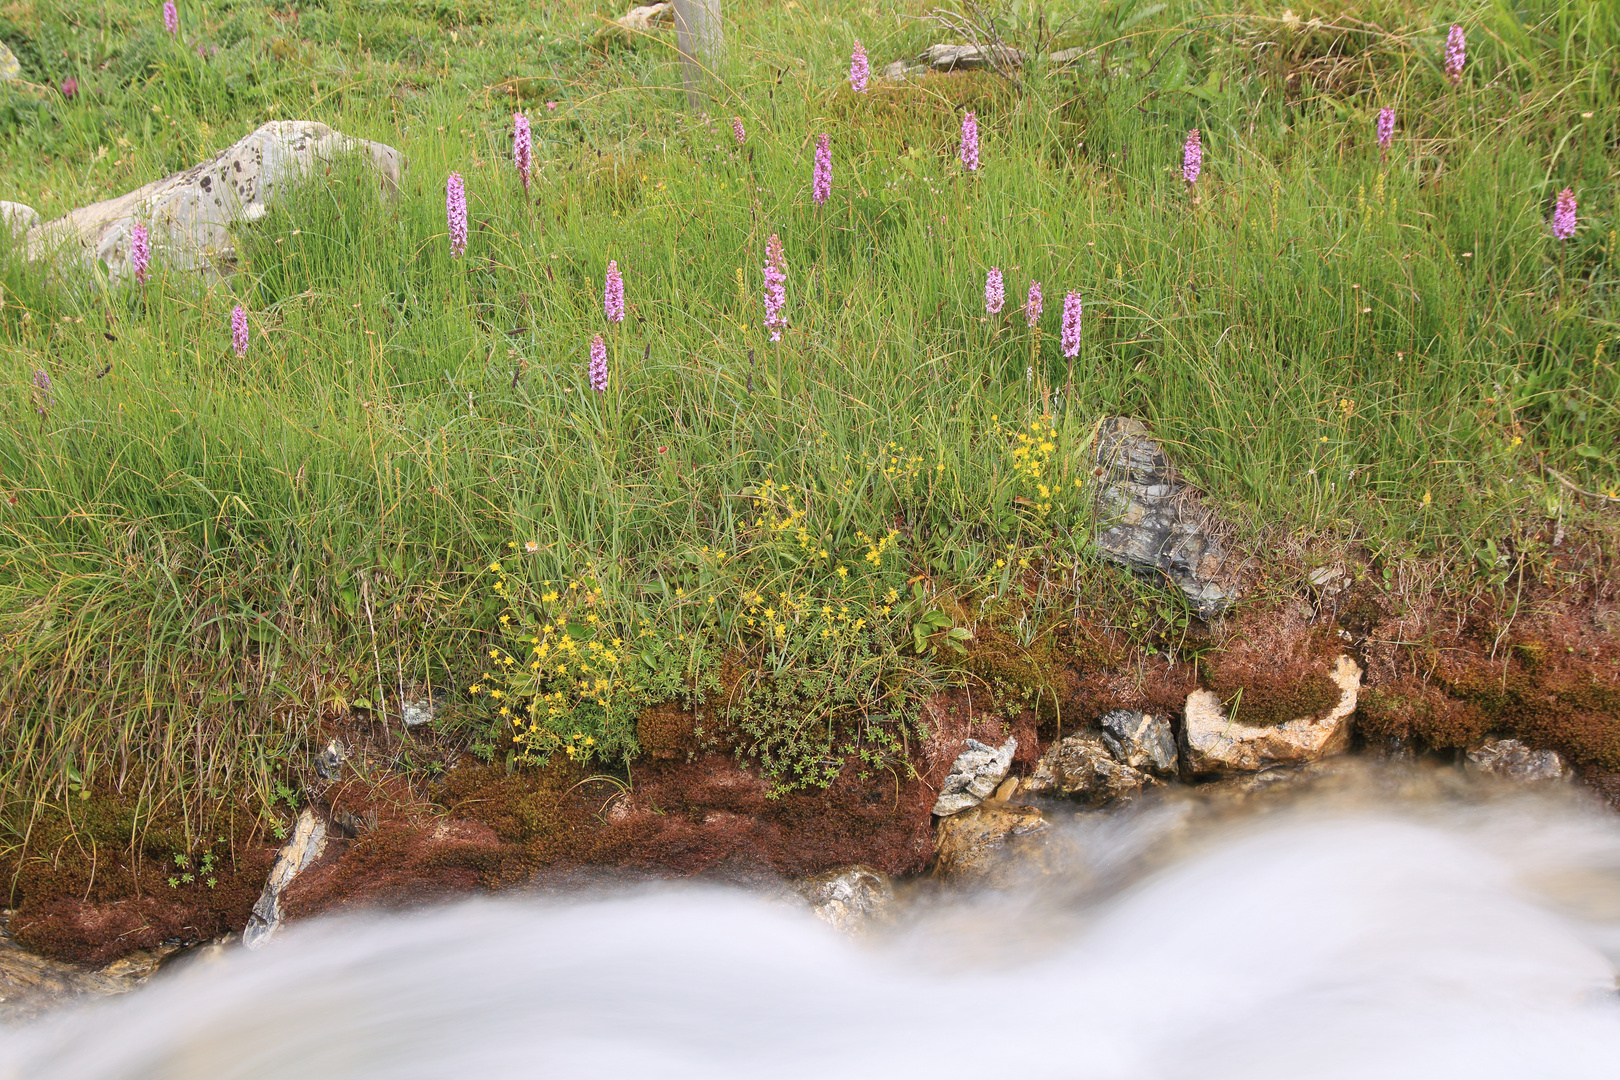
xmin=1182 ymin=655 xmax=1362 ymax=774
xmin=1 ymin=200 xmax=39 ymax=240
xmin=25 ymin=121 xmax=402 ymax=282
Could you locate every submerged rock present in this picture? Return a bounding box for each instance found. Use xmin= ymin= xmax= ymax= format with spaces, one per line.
xmin=1182 ymin=654 xmax=1362 ymax=775
xmin=1089 ymin=417 xmax=1237 ymax=616
xmin=1466 ymin=738 xmax=1572 ymax=784
xmin=25 ymin=120 xmax=403 ymax=282
xmin=243 ymin=809 xmax=327 ymax=950
xmin=1022 ymin=733 xmax=1159 ymax=805
xmin=1099 ymin=709 xmax=1178 ymax=776
xmin=933 ymin=802 xmax=1052 ymax=886
xmin=1 ymin=200 xmax=39 ymax=240
xmin=932 ymin=736 xmax=1017 ymax=816
xmin=794 ymin=866 xmax=894 ymax=933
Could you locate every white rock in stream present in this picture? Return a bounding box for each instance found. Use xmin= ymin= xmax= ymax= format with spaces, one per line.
xmin=24 ymin=120 xmax=403 ymax=282
xmin=931 ymin=736 xmax=1017 ymax=816
xmin=242 ymin=809 xmax=327 ymax=950
xmin=794 ymin=867 xmax=894 ymax=933
xmin=1466 ymin=738 xmax=1571 ymax=784
xmin=1182 ymin=655 xmax=1362 ymax=774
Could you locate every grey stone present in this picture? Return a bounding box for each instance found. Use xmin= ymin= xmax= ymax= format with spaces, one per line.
xmin=932 ymin=736 xmax=1017 ymax=816
xmin=314 ymin=738 xmax=345 ymax=781
xmin=1306 ymin=563 xmax=1352 ymax=597
xmin=25 ymin=121 xmax=403 ymax=283
xmin=1089 ymin=417 xmax=1236 ymax=616
xmin=1099 ymin=709 xmax=1177 ymax=776
xmin=1181 ymin=655 xmax=1362 ymax=775
xmin=1 ymin=200 xmax=39 ymax=241
xmin=1023 ymin=733 xmax=1158 ymax=805
xmin=595 ymin=2 xmax=674 ymax=47
xmin=402 ymin=699 xmax=436 ymax=728
xmin=0 ymin=42 xmax=18 ymax=81
xmin=794 ymin=866 xmax=894 ymax=933
xmin=1466 ymin=738 xmax=1571 ymax=784
xmin=242 ymin=809 xmax=327 ymax=950
xmin=882 ymin=42 xmax=1091 ymax=81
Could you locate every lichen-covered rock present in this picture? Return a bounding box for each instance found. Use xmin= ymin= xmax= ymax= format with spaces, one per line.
xmin=933 ymin=802 xmax=1052 ymax=886
xmin=1099 ymin=709 xmax=1177 ymax=776
xmin=0 ymin=42 xmax=19 ymax=81
xmin=932 ymin=736 xmax=1017 ymax=816
xmin=1466 ymin=738 xmax=1572 ymax=784
xmin=1182 ymin=654 xmax=1362 ymax=775
xmin=25 ymin=121 xmax=403 ymax=282
xmin=1 ymin=200 xmax=39 ymax=240
xmin=1089 ymin=417 xmax=1236 ymax=615
xmin=1022 ymin=733 xmax=1159 ymax=805
xmin=242 ymin=809 xmax=327 ymax=950
xmin=794 ymin=866 xmax=894 ymax=933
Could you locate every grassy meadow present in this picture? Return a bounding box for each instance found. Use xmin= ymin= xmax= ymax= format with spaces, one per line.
xmin=0 ymin=0 xmax=1616 ymax=843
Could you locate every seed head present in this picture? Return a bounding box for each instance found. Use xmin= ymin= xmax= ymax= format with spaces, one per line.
xmin=812 ymin=133 xmax=832 ymax=206
xmin=1061 ymin=291 xmax=1082 ymax=358
xmin=231 ymin=305 xmax=248 ymax=358
xmin=446 ymin=172 xmax=468 ymax=258
xmin=1444 ymin=25 xmax=1466 ymax=84
xmin=985 ymin=267 xmax=1004 ymax=316
xmin=1025 ymin=280 xmax=1042 ymax=328
xmin=849 ymin=41 xmax=869 ymax=94
xmin=588 ymin=334 xmax=609 ymax=393
xmin=960 ymin=111 xmax=979 ymax=172
xmin=1183 ymin=129 xmax=1202 ymax=186
xmin=1552 ymin=187 xmax=1578 ymax=241
xmin=604 ymin=260 xmax=625 ymax=323
xmin=513 ymin=113 xmax=532 ymax=192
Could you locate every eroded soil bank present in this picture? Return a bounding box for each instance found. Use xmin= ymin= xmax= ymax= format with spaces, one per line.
xmin=5 ymin=545 xmax=1618 ymax=967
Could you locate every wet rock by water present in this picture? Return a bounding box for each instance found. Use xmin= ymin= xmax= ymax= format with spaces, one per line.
xmin=1022 ymin=733 xmax=1160 ymax=805
xmin=1099 ymin=709 xmax=1178 ymax=777
xmin=1466 ymin=738 xmax=1572 ymax=784
xmin=793 ymin=866 xmax=894 ymax=933
xmin=242 ymin=809 xmax=327 ymax=950
xmin=1181 ymin=654 xmax=1362 ymax=774
xmin=932 ymin=736 xmax=1017 ymax=816
xmin=933 ymin=801 xmax=1053 ymax=886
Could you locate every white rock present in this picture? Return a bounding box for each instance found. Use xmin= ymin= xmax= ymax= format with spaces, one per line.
xmin=617 ymin=2 xmax=674 ymax=31
xmin=402 ymin=699 xmax=435 ymax=728
xmin=931 ymin=736 xmax=1016 ymax=816
xmin=1182 ymin=655 xmax=1362 ymax=774
xmin=1466 ymin=738 xmax=1571 ymax=783
xmin=25 ymin=121 xmax=403 ymax=283
xmin=794 ymin=866 xmax=894 ymax=933
xmin=0 ymin=42 xmax=19 ymax=81
xmin=242 ymin=809 xmax=327 ymax=950
xmin=1 ymin=201 xmax=39 ymax=241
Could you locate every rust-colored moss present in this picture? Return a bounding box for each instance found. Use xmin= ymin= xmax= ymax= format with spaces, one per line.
xmin=637 ymin=702 xmax=699 ymax=760
xmin=1356 ymin=676 xmax=1488 ymax=749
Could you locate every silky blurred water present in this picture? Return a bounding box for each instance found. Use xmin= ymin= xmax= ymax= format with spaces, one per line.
xmin=4 ymin=760 xmax=1618 ymax=1079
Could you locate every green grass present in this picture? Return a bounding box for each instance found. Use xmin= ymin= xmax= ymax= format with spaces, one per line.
xmin=0 ymin=0 xmax=1615 ymax=839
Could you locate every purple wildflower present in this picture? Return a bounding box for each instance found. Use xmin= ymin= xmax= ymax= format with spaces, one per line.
xmin=604 ymin=260 xmax=625 ymax=323
xmin=733 ymin=117 xmax=746 ymax=146
xmin=588 ymin=334 xmax=608 ymax=393
xmin=130 ymin=222 xmax=150 ymax=285
xmin=812 ymin=133 xmax=831 ymax=206
xmin=1552 ymin=188 xmax=1577 ymax=241
xmin=960 ymin=111 xmax=979 ymax=172
xmin=163 ymin=0 xmax=177 ymax=36
xmin=1025 ymin=280 xmax=1042 ymax=328
xmin=61 ymin=77 xmax=78 ymax=100
xmin=1445 ymin=25 xmax=1465 ymax=84
xmin=446 ymin=172 xmax=467 ymax=258
xmin=850 ymin=41 xmax=869 ymax=94
xmin=985 ymin=267 xmax=1004 ymax=316
xmin=32 ymin=369 xmax=52 ymax=415
xmin=763 ymin=234 xmax=787 ymax=342
xmin=1183 ymin=128 xmax=1202 ymax=186
xmin=513 ymin=113 xmax=532 ymax=192
xmin=1377 ymin=107 xmax=1395 ymax=150
xmin=1061 ymin=292 xmax=1082 ymax=358
xmin=231 ymin=305 xmax=248 ymax=358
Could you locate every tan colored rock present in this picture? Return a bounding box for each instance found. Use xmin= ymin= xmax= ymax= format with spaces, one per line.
xmin=1 ymin=200 xmax=39 ymax=241
xmin=1022 ymin=733 xmax=1159 ymax=805
xmin=25 ymin=121 xmax=403 ymax=282
xmin=242 ymin=808 xmax=327 ymax=950
xmin=934 ymin=802 xmax=1053 ymax=886
xmin=1182 ymin=654 xmax=1362 ymax=775
xmin=794 ymin=866 xmax=894 ymax=933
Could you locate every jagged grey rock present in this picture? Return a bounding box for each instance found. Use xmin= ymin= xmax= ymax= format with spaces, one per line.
xmin=24 ymin=121 xmax=403 ymax=282
xmin=1466 ymin=738 xmax=1571 ymax=784
xmin=1022 ymin=733 xmax=1159 ymax=805
xmin=242 ymin=809 xmax=327 ymax=950
xmin=795 ymin=866 xmax=894 ymax=933
xmin=932 ymin=736 xmax=1017 ymax=816
xmin=1089 ymin=417 xmax=1237 ymax=616
xmin=1 ymin=201 xmax=39 ymax=240
xmin=1182 ymin=655 xmax=1362 ymax=775
xmin=1099 ymin=709 xmax=1177 ymax=776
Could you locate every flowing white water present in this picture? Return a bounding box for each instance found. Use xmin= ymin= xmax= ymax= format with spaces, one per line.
xmin=4 ymin=762 xmax=1619 ymax=1079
